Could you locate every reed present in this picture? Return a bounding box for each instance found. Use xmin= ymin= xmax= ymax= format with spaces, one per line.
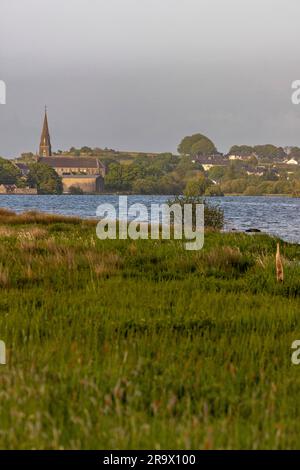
xmin=0 ymin=213 xmax=299 ymax=449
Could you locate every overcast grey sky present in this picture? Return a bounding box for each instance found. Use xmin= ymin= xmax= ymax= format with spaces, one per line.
xmin=1 ymin=0 xmax=300 ymax=156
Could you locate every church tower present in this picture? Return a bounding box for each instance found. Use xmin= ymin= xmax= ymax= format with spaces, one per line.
xmin=39 ymin=107 xmax=52 ymax=157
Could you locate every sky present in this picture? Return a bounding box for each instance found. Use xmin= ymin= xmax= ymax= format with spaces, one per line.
xmin=1 ymin=0 xmax=300 ymax=157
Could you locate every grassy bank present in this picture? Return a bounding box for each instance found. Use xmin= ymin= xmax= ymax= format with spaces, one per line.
xmin=0 ymin=210 xmax=300 ymax=449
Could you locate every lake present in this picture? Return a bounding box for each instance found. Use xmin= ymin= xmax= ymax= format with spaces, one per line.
xmin=0 ymin=195 xmax=299 ymax=243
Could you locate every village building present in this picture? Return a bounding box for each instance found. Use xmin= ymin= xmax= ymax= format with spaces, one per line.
xmin=195 ymin=153 xmax=228 ymax=171
xmin=228 ymin=154 xmax=255 ymax=161
xmin=38 ymin=109 xmax=106 ymax=193
xmin=14 ymin=162 xmax=30 ymax=176
xmin=286 ymin=158 xmax=298 ymax=165
xmin=0 ymin=184 xmax=37 ymax=195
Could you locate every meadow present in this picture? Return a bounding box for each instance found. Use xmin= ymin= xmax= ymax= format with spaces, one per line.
xmin=0 ymin=209 xmax=300 ymax=449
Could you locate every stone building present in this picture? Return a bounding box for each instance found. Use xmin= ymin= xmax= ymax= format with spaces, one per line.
xmin=0 ymin=184 xmax=37 ymax=195
xmin=40 ymin=156 xmax=105 ymax=192
xmin=38 ymin=109 xmax=106 ymax=193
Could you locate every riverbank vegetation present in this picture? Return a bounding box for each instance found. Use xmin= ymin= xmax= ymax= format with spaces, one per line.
xmin=5 ymin=132 xmax=300 ymax=196
xmin=103 ymin=154 xmax=300 ymax=197
xmin=0 ymin=158 xmax=63 ymax=195
xmin=0 ymin=211 xmax=300 ymax=448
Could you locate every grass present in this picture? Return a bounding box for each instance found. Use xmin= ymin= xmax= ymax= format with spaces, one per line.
xmin=0 ymin=210 xmax=299 ymax=449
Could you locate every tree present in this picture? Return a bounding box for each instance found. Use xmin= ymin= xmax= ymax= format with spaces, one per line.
xmin=207 ymin=166 xmax=226 ymax=181
xmin=27 ymin=163 xmax=63 ymax=194
xmin=191 ymin=139 xmax=216 ymax=156
xmin=261 ymin=170 xmax=279 ymax=182
xmin=223 ymin=162 xmax=246 ymax=180
xmin=178 ymin=133 xmax=217 ymax=156
xmin=184 ymin=176 xmax=212 ymax=196
xmin=176 ymin=156 xmax=204 ymax=177
xmin=0 ymin=157 xmax=22 ymax=185
xmin=228 ymin=145 xmax=254 ymax=156
xmin=19 ymin=152 xmax=36 ymax=162
xmin=69 ymin=147 xmax=81 ymax=156
xmin=104 ymin=163 xmax=131 ymax=191
xmin=205 ymin=184 xmax=224 ymax=197
xmin=132 ymin=177 xmax=157 ymax=194
xmin=254 ymin=145 xmax=286 ymax=162
xmin=80 ymin=146 xmax=93 ymax=154
xmin=289 ymin=147 xmax=300 ymax=161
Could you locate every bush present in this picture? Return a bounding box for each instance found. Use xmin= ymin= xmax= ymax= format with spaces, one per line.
xmin=184 ymin=176 xmax=212 ymax=196
xmin=69 ymin=186 xmax=84 ymax=195
xmin=205 ymin=184 xmax=224 ymax=197
xmin=168 ymin=195 xmax=224 ymax=230
xmin=0 ymin=157 xmax=22 ymax=185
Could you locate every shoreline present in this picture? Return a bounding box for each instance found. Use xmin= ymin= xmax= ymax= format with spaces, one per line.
xmin=0 ymin=207 xmax=296 ymax=246
xmin=0 ymin=192 xmax=298 ymax=198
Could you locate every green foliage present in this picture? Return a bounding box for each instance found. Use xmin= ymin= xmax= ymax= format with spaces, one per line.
xmin=27 ymin=163 xmax=63 ymax=194
xmin=69 ymin=147 xmax=81 ymax=156
xmin=0 ymin=215 xmax=299 ymax=448
xmin=132 ymin=177 xmax=158 ymax=195
xmin=175 ymin=156 xmax=204 ymax=177
xmin=68 ymin=186 xmax=84 ymax=195
xmin=289 ymin=147 xmax=300 ymax=161
xmin=242 ymin=180 xmax=294 ymax=196
xmin=168 ymin=195 xmax=224 ymax=230
xmin=221 ymin=178 xmax=248 ymax=194
xmin=254 ymin=145 xmax=286 ymax=162
xmin=207 ymin=166 xmax=226 ymax=181
xmin=18 ymin=152 xmax=36 ymax=163
xmin=0 ymin=157 xmax=22 ymax=185
xmin=80 ymin=146 xmax=93 ymax=154
xmin=184 ymin=175 xmax=212 ymax=196
xmin=178 ymin=133 xmax=216 ymax=156
xmin=228 ymin=145 xmax=254 ymax=156
xmin=104 ymin=162 xmax=129 ymax=191
xmin=204 ymin=184 xmax=224 ymax=197
xmin=132 ymin=175 xmax=182 ymax=195
xmin=105 ymin=154 xmax=185 ymax=194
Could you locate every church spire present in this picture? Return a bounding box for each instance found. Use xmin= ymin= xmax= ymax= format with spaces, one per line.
xmin=39 ymin=106 xmax=52 ymax=157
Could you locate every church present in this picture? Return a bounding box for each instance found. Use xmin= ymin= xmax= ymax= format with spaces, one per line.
xmin=38 ymin=109 xmax=106 ymax=193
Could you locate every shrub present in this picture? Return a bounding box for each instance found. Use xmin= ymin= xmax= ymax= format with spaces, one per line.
xmin=168 ymin=195 xmax=224 ymax=230
xmin=69 ymin=186 xmax=84 ymax=195
xmin=205 ymin=184 xmax=224 ymax=197
xmin=184 ymin=176 xmax=212 ymax=197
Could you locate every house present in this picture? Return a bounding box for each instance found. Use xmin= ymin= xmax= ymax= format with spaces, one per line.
xmin=14 ymin=162 xmax=30 ymax=176
xmin=0 ymin=184 xmax=37 ymax=195
xmin=195 ymin=153 xmax=228 ymax=170
xmin=286 ymin=158 xmax=298 ymax=165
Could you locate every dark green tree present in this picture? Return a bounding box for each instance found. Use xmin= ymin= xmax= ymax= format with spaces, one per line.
xmin=27 ymin=163 xmax=63 ymax=194
xmin=228 ymin=145 xmax=254 ymax=156
xmin=178 ymin=133 xmax=216 ymax=156
xmin=0 ymin=157 xmax=22 ymax=185
xmin=254 ymin=145 xmax=286 ymax=162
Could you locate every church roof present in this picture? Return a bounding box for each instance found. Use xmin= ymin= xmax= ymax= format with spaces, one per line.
xmin=39 ymin=156 xmax=101 ymax=168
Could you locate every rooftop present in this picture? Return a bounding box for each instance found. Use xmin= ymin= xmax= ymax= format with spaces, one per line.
xmin=39 ymin=156 xmax=104 ymax=169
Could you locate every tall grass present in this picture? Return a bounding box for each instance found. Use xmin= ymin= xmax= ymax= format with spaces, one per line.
xmin=0 ymin=211 xmax=299 ymax=448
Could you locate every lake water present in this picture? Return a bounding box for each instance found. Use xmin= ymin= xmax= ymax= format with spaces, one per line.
xmin=0 ymin=195 xmax=299 ymax=243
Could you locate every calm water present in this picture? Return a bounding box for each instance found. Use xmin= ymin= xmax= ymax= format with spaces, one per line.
xmin=0 ymin=195 xmax=299 ymax=243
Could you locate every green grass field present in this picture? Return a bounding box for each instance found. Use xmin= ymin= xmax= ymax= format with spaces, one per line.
xmin=0 ymin=210 xmax=300 ymax=449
